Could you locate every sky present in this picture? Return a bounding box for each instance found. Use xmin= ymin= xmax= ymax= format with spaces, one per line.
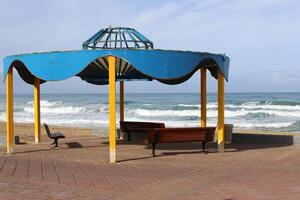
xmin=0 ymin=0 xmax=300 ymax=94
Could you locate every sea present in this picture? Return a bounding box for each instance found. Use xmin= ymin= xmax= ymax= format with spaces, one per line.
xmin=1 ymin=93 xmax=300 ymax=133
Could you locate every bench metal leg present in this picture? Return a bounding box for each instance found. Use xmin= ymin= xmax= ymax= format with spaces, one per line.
xmin=127 ymin=132 xmax=131 ymax=141
xmin=152 ymin=143 xmax=156 ymax=157
xmin=54 ymin=138 xmax=58 ymax=147
xmin=202 ymin=142 xmax=208 ymax=154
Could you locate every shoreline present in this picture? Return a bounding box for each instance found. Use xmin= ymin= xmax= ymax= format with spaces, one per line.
xmin=1 ymin=92 xmax=300 ymax=95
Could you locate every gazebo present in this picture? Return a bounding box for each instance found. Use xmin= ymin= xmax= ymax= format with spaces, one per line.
xmin=3 ymin=27 xmax=230 ymax=163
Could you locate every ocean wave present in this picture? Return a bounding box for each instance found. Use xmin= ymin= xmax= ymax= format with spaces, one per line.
xmin=243 ymin=112 xmax=273 ymax=118
xmin=235 ymin=122 xmax=293 ymax=128
xmin=178 ymin=103 xmax=217 ymax=109
xmin=264 ymin=100 xmax=300 ymax=106
xmin=0 ymin=112 xmax=294 ymax=129
xmin=23 ymin=106 xmax=86 ymax=114
xmin=3 ymin=106 xmax=300 ymax=124
xmin=22 ymin=100 xmax=110 ymax=114
xmin=27 ymin=100 xmax=63 ymax=107
xmin=134 ymin=108 xmax=300 ymax=118
xmin=230 ymin=104 xmax=300 ymax=111
xmin=40 ymin=118 xmax=109 ymax=126
xmin=178 ymin=102 xmax=300 ymax=111
xmin=135 ymin=108 xmax=200 ymax=117
xmin=225 ymin=109 xmax=300 ymax=118
xmin=178 ymin=104 xmax=200 ymax=108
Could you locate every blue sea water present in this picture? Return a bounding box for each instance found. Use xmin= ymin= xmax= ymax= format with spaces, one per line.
xmin=1 ymin=93 xmax=300 ymax=132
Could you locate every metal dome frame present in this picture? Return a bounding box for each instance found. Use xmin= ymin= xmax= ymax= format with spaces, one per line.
xmin=82 ymin=27 xmax=154 ymax=49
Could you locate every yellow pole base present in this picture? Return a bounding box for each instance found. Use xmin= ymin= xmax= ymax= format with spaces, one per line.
xmin=7 ymin=146 xmax=14 ymax=154
xmin=218 ymin=142 xmax=224 ymax=153
xmin=110 ymin=149 xmax=116 ymax=163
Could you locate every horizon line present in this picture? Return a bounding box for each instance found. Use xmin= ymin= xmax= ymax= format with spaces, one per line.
xmin=1 ymin=91 xmax=300 ymax=95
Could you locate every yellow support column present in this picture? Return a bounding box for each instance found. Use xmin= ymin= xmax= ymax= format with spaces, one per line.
xmin=201 ymin=68 xmax=207 ymax=127
xmin=6 ymin=67 xmax=14 ymax=154
xmin=120 ymin=81 xmax=124 ymax=122
xmin=34 ymin=77 xmax=41 ymax=143
xmin=119 ymin=81 xmax=125 ymax=140
xmin=108 ymin=56 xmax=116 ymax=163
xmin=218 ymin=68 xmax=225 ymax=153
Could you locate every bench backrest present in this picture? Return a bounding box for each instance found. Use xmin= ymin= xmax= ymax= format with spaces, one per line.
xmin=120 ymin=121 xmax=165 ymax=133
xmin=43 ymin=123 xmax=52 ymax=138
xmin=147 ymin=127 xmax=216 ymax=143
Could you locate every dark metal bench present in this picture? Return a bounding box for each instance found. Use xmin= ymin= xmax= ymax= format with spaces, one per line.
xmin=147 ymin=127 xmax=216 ymax=156
xmin=120 ymin=121 xmax=165 ymax=141
xmin=43 ymin=123 xmax=65 ymax=147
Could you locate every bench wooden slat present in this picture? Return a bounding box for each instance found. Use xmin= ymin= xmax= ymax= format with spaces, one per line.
xmin=120 ymin=121 xmax=165 ymax=141
xmin=147 ymin=127 xmax=216 ymax=156
xmin=152 ymin=132 xmax=207 ymax=143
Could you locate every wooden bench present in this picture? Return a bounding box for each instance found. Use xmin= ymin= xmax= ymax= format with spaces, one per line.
xmin=147 ymin=127 xmax=216 ymax=156
xmin=44 ymin=123 xmax=65 ymax=147
xmin=120 ymin=121 xmax=165 ymax=141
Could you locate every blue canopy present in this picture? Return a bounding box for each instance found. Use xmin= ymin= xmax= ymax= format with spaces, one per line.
xmin=3 ymin=49 xmax=229 ymax=85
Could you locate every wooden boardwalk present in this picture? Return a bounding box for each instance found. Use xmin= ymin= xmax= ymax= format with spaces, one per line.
xmin=1 ymin=135 xmax=300 ymax=199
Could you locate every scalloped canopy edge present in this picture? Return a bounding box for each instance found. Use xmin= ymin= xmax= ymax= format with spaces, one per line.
xmin=3 ymin=49 xmax=229 ymax=85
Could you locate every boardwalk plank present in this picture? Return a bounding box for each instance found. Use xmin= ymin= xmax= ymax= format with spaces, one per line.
xmin=14 ymin=153 xmax=30 ymax=180
xmin=78 ymin=150 xmax=116 ymax=192
xmin=64 ymin=150 xmax=94 ymax=187
xmin=42 ymin=151 xmax=59 ymax=183
xmin=53 ymin=151 xmax=76 ymax=185
xmin=0 ymin=155 xmax=19 ymax=177
xmin=28 ymin=152 xmax=43 ymax=181
xmin=95 ymin=162 xmax=133 ymax=192
xmin=0 ymin=156 xmax=8 ymax=172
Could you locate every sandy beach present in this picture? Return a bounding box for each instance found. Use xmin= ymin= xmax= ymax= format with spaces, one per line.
xmin=1 ymin=122 xmax=300 ymax=145
xmin=0 ymin=122 xmax=110 ymax=144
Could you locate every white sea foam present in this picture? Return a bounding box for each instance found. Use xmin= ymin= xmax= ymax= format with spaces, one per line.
xmin=178 ymin=103 xmax=217 ymax=109
xmin=27 ymin=100 xmax=63 ymax=107
xmin=225 ymin=109 xmax=300 ymax=118
xmin=21 ymin=100 xmax=109 ymax=114
xmin=179 ymin=103 xmax=300 ymax=111
xmin=23 ymin=106 xmax=86 ymax=114
xmin=40 ymin=118 xmax=109 ymax=126
xmin=134 ymin=108 xmax=300 ymax=118
xmin=178 ymin=104 xmax=200 ymax=108
xmin=135 ymin=108 xmax=200 ymax=117
xmin=227 ymin=104 xmax=300 ymax=111
xmin=233 ymin=122 xmax=293 ymax=128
